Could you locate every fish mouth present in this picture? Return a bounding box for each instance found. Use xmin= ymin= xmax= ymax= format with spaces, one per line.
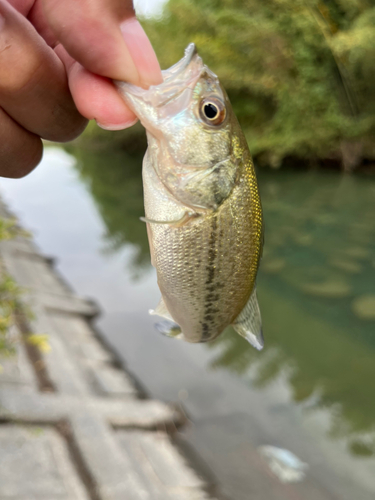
xmin=161 ymin=43 xmax=199 ymax=85
xmin=116 ymin=43 xmax=205 ymax=119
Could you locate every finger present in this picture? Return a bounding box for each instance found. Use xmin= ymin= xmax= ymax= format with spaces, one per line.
xmin=28 ymin=0 xmax=58 ymax=47
xmin=121 ymin=18 xmax=162 ymax=89
xmin=42 ymin=0 xmax=138 ymax=82
xmin=0 ymin=107 xmax=42 ymax=178
xmin=6 ymin=1 xmax=58 ymax=48
xmin=56 ymin=44 xmax=137 ymax=129
xmin=0 ymin=1 xmax=87 ymax=142
xmin=41 ymin=0 xmax=162 ymax=87
xmin=68 ymin=64 xmax=138 ymax=130
xmin=6 ymin=0 xmax=34 ymax=16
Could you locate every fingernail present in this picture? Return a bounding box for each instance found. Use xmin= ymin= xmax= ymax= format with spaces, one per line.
xmin=120 ymin=19 xmax=163 ymax=88
xmin=96 ymin=118 xmax=139 ymax=131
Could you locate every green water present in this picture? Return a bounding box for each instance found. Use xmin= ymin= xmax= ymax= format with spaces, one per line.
xmin=70 ymin=142 xmax=375 ymax=460
xmin=214 ymin=170 xmax=375 ymax=458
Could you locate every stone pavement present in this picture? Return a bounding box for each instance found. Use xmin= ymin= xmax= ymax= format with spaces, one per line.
xmin=0 ymin=200 xmax=215 ymax=500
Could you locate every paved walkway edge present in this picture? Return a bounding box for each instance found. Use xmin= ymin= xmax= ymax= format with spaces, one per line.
xmin=0 ymin=199 xmax=216 ymax=500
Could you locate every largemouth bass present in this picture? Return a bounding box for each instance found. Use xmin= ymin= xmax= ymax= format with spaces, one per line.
xmin=117 ymin=44 xmax=264 ymax=349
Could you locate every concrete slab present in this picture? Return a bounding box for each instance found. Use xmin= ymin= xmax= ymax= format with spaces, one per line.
xmin=0 ymin=338 xmax=37 ymax=391
xmin=48 ymin=312 xmax=112 ymax=363
xmin=0 ymin=424 xmax=89 ymax=500
xmin=30 ymin=307 xmax=90 ymax=395
xmin=0 ymin=197 xmax=215 ymax=500
xmin=89 ymin=361 xmax=137 ymax=397
xmin=0 ymin=250 xmax=68 ymax=295
xmin=0 ymin=236 xmax=40 ymax=256
xmin=117 ymin=429 xmax=209 ymax=500
xmin=0 ymin=389 xmax=180 ymax=427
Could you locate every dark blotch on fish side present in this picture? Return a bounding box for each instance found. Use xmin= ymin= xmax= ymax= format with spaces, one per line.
xmin=201 ymin=216 xmax=219 ymax=340
xmin=201 ymin=322 xmax=209 ymax=338
xmin=213 ymin=190 xmax=225 ymax=207
xmin=206 ymin=292 xmax=220 ymax=302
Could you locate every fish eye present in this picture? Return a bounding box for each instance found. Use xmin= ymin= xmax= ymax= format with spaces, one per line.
xmin=204 ymin=103 xmax=219 ymax=119
xmin=199 ymin=97 xmax=226 ymax=126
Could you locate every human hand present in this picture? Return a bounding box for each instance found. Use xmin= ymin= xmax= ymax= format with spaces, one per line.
xmin=0 ymin=0 xmax=162 ymax=178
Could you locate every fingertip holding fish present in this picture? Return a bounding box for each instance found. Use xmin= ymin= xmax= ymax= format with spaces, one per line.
xmin=96 ymin=117 xmax=138 ymax=130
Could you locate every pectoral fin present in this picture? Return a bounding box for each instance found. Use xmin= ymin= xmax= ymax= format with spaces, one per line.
xmin=146 ymin=223 xmax=156 ymax=267
xmin=232 ymin=288 xmax=264 ymax=350
xmin=140 ymin=211 xmax=199 ymax=228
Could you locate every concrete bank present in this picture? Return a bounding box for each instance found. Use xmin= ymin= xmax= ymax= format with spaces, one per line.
xmin=0 ymin=199 xmax=216 ymax=500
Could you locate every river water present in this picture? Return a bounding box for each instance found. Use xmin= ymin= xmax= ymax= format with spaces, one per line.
xmin=1 ymin=146 xmax=375 ymax=500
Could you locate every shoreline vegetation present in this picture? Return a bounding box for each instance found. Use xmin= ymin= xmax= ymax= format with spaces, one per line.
xmin=78 ymin=0 xmax=375 ymax=172
xmin=0 ymin=219 xmax=26 ymax=358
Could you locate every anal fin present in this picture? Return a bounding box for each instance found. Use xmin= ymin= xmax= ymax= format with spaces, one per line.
xmin=149 ymin=297 xmax=183 ymax=339
xmin=232 ymin=288 xmax=264 ymax=350
xmin=149 ymin=296 xmax=174 ymax=321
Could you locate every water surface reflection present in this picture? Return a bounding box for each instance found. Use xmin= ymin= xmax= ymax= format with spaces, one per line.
xmin=1 ymin=145 xmax=374 ymax=499
xmin=72 ymin=146 xmax=149 ymax=268
xmin=211 ymin=170 xmax=375 ymax=457
xmin=71 ymin=144 xmax=375 ymax=458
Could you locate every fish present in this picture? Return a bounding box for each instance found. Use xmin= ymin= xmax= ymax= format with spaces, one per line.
xmin=117 ymin=43 xmax=264 ymax=349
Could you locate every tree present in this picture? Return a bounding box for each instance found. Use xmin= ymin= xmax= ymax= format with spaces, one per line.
xmin=141 ymin=0 xmax=375 ymax=168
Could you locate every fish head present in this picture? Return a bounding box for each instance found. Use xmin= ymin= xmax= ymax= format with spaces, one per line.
xmin=117 ymin=44 xmax=242 ymax=211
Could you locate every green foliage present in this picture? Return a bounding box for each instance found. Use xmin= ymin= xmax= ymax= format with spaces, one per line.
xmin=0 ymin=274 xmax=22 ymax=357
xmin=208 ymin=169 xmax=375 ymax=454
xmin=0 ymin=220 xmax=26 ymax=357
xmin=27 ymin=334 xmax=51 ymax=353
xmin=0 ymin=221 xmax=49 ymax=360
xmin=0 ymin=217 xmax=29 ymax=241
xmin=138 ymin=0 xmax=375 ymax=168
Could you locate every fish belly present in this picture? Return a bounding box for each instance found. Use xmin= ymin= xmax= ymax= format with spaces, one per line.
xmin=143 ymin=151 xmax=262 ymax=343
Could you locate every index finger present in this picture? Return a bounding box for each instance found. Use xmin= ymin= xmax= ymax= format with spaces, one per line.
xmin=41 ymin=0 xmax=162 ymax=87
